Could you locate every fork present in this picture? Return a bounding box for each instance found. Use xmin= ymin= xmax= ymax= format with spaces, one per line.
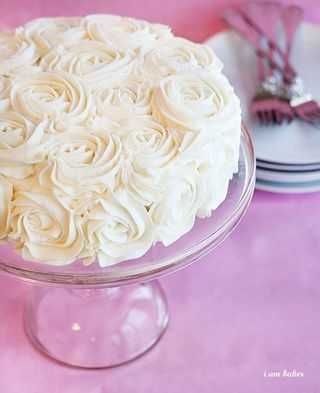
xmin=224 ymin=7 xmax=294 ymax=125
xmin=236 ymin=6 xmax=297 ymax=83
xmin=244 ymin=1 xmax=294 ymax=125
xmin=238 ymin=4 xmax=320 ymax=125
xmin=281 ymin=5 xmax=320 ymax=124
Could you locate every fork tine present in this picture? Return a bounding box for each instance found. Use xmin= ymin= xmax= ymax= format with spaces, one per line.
xmin=265 ymin=111 xmax=271 ymax=125
xmin=304 ymin=109 xmax=320 ymax=122
xmin=273 ymin=110 xmax=282 ymax=125
xmin=309 ymin=115 xmax=320 ymax=124
xmin=257 ymin=111 xmax=262 ymax=124
xmin=306 ymin=119 xmax=320 ymax=129
xmin=307 ymin=110 xmax=320 ymax=119
xmin=311 ymin=109 xmax=320 ymax=118
xmin=259 ymin=110 xmax=265 ymax=125
xmin=262 ymin=111 xmax=267 ymax=125
xmin=275 ymin=111 xmax=282 ymax=125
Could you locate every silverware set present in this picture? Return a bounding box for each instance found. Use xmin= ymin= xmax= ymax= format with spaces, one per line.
xmin=224 ymin=2 xmax=320 ymax=126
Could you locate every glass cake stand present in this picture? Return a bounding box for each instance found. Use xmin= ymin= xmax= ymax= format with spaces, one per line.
xmin=0 ymin=125 xmax=255 ymax=369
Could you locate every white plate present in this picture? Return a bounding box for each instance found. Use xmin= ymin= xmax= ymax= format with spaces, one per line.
xmin=255 ymin=178 xmax=320 ymax=193
xmin=205 ymin=23 xmax=320 ymax=166
xmin=256 ymin=167 xmax=320 ymax=183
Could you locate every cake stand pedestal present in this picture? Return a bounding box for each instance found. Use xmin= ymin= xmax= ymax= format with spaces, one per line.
xmin=0 ymin=125 xmax=255 ymax=369
xmin=24 ymin=282 xmax=168 ymax=368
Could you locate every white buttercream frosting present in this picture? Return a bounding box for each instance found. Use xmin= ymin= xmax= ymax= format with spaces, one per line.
xmin=150 ymin=163 xmax=205 ymax=245
xmin=83 ymin=14 xmax=173 ymax=53
xmin=0 ymin=31 xmax=39 ymax=75
xmin=0 ymin=76 xmax=10 ymax=111
xmin=9 ymin=186 xmax=85 ymax=264
xmin=0 ymin=175 xmax=13 ymax=240
xmin=152 ymin=71 xmax=240 ymax=132
xmin=40 ymin=40 xmax=135 ymax=89
xmin=38 ymin=126 xmax=122 ymax=195
xmin=84 ymin=189 xmax=154 ymax=266
xmin=0 ymin=15 xmax=241 ymax=267
xmin=0 ymin=112 xmax=48 ymax=178
xmin=11 ymin=71 xmax=91 ymax=130
xmin=95 ymin=79 xmax=152 ymax=122
xmin=142 ymin=37 xmax=223 ymax=81
xmin=22 ymin=17 xmax=86 ymax=55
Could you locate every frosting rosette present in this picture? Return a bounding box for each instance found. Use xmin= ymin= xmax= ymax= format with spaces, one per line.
xmin=152 ymin=72 xmax=241 ymax=133
xmin=95 ymin=79 xmax=152 ymax=121
xmin=40 ymin=41 xmax=134 ymax=89
xmin=0 ymin=112 xmax=48 ymax=178
xmin=142 ymin=37 xmax=223 ymax=80
xmin=11 ymin=71 xmax=91 ymax=130
xmin=84 ymin=189 xmax=154 ymax=266
xmin=115 ymin=117 xmax=180 ymax=206
xmin=84 ymin=14 xmax=172 ymax=53
xmin=150 ymin=164 xmax=205 ymax=245
xmin=38 ymin=127 xmax=122 ymax=195
xmin=22 ymin=17 xmax=86 ymax=55
xmin=122 ymin=117 xmax=179 ymax=174
xmin=9 ymin=187 xmax=85 ymax=264
xmin=0 ymin=31 xmax=39 ymax=75
xmin=0 ymin=175 xmax=13 ymax=240
xmin=0 ymin=76 xmax=10 ymax=111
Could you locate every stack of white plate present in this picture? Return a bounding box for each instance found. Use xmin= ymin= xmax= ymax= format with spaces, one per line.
xmin=206 ymin=22 xmax=320 ymax=193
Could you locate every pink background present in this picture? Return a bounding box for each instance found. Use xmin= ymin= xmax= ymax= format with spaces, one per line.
xmin=1 ymin=0 xmax=320 ymax=392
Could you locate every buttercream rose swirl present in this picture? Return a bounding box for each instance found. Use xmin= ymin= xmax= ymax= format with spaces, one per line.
xmin=84 ymin=189 xmax=153 ymax=266
xmin=122 ymin=117 xmax=179 ymax=173
xmin=151 ymin=72 xmax=241 ymax=133
xmin=0 ymin=76 xmax=10 ymax=111
xmin=38 ymin=127 xmax=122 ymax=195
xmin=0 ymin=112 xmax=48 ymax=178
xmin=11 ymin=71 xmax=91 ymax=130
xmin=9 ymin=188 xmax=85 ymax=264
xmin=0 ymin=175 xmax=13 ymax=240
xmin=95 ymin=80 xmax=152 ymax=121
xmin=142 ymin=37 xmax=223 ymax=80
xmin=22 ymin=17 xmax=87 ymax=56
xmin=83 ymin=14 xmax=172 ymax=53
xmin=110 ymin=118 xmax=179 ymax=206
xmin=40 ymin=41 xmax=135 ymax=89
xmin=150 ymin=164 xmax=205 ymax=246
xmin=117 ymin=159 xmax=161 ymax=207
xmin=0 ymin=31 xmax=39 ymax=76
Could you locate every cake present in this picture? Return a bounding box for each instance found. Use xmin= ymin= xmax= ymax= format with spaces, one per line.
xmin=0 ymin=15 xmax=241 ymax=267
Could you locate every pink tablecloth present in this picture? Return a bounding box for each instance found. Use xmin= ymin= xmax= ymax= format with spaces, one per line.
xmin=1 ymin=1 xmax=320 ymax=392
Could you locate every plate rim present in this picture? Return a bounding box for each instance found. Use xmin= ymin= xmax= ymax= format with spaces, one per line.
xmin=256 ymin=157 xmax=320 ymax=168
xmin=256 ymin=163 xmax=320 ymax=174
xmin=255 ymin=177 xmax=320 ymax=193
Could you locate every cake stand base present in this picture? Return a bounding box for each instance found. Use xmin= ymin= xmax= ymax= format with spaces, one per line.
xmin=24 ymin=281 xmax=169 ymax=368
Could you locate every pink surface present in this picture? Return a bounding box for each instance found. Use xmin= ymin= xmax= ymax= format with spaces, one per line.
xmin=1 ymin=0 xmax=320 ymax=392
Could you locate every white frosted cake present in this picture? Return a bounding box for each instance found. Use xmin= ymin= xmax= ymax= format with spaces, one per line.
xmin=0 ymin=15 xmax=241 ymax=266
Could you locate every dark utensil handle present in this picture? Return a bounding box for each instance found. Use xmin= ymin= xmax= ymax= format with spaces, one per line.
xmin=223 ymin=9 xmax=290 ymax=80
xmin=281 ymin=5 xmax=304 ymax=75
xmin=244 ymin=2 xmax=283 ymax=75
xmin=236 ymin=9 xmax=297 ymax=80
